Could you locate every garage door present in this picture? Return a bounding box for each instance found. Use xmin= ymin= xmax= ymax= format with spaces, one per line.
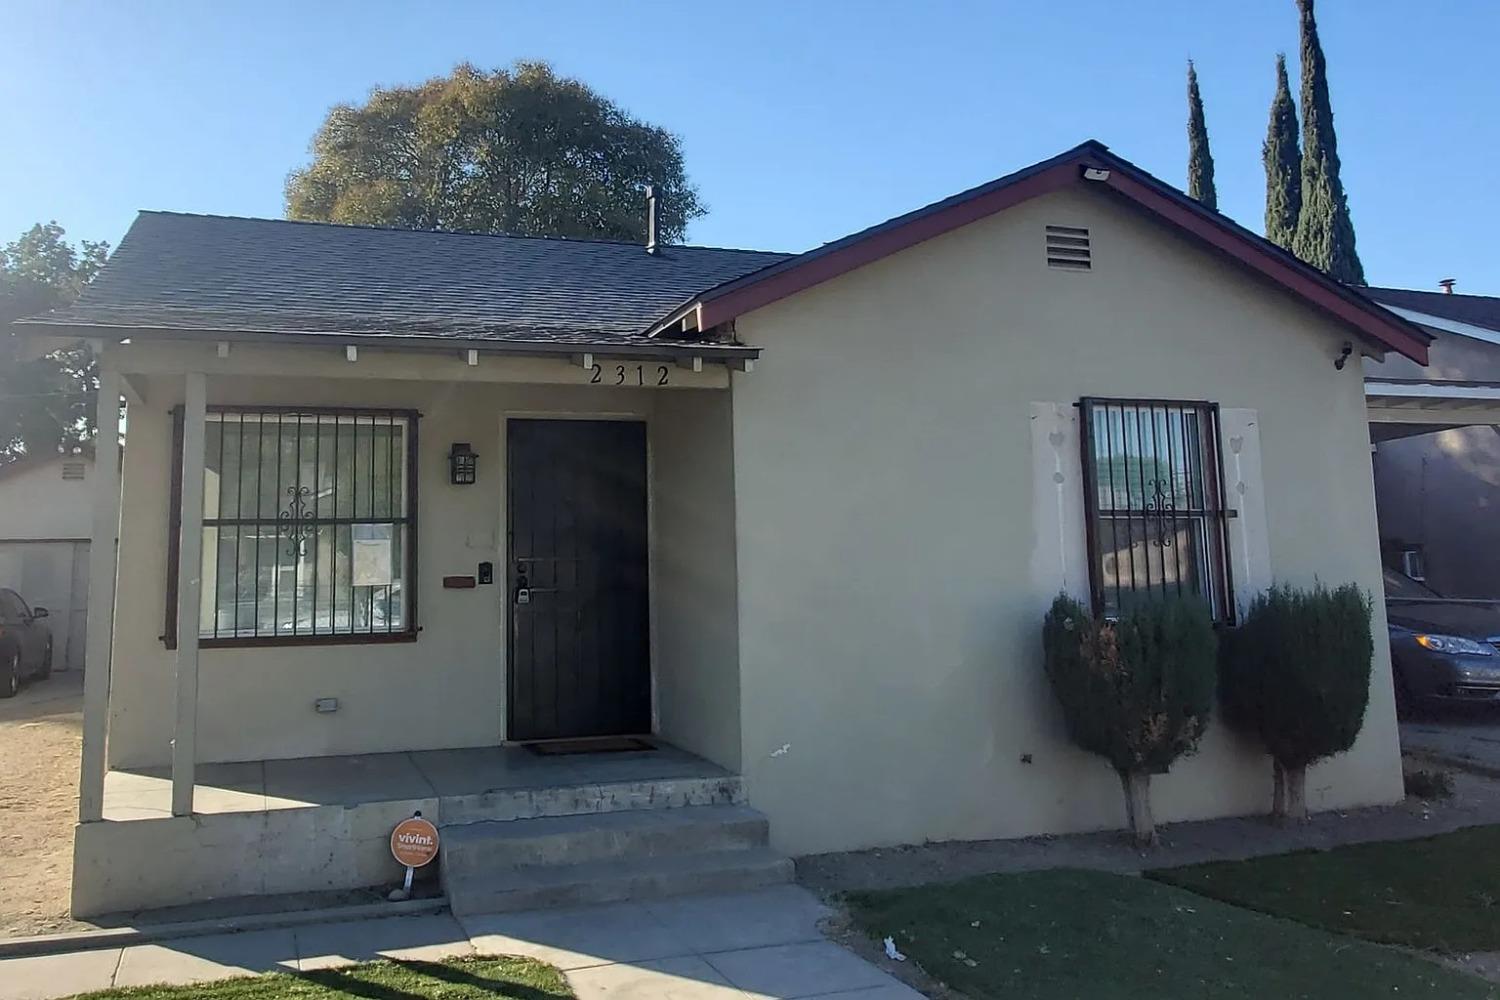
xmin=0 ymin=540 xmax=89 ymax=671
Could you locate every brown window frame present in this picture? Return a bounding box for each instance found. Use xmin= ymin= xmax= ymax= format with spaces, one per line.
xmin=163 ymin=405 xmax=420 ymax=649
xmin=1078 ymin=397 xmax=1235 ymax=624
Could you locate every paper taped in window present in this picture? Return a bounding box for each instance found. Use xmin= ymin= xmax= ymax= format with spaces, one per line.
xmin=352 ymin=524 xmax=394 ymax=586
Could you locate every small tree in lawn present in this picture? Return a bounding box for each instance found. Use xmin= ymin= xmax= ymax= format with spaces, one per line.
xmin=1042 ymin=594 xmax=1218 ymax=846
xmin=1220 ymin=583 xmax=1373 ymax=822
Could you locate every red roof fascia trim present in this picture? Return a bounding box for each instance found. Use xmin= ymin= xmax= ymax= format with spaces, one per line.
xmin=697 ymin=162 xmax=1078 ymax=329
xmin=1099 ymin=169 xmax=1429 ymax=364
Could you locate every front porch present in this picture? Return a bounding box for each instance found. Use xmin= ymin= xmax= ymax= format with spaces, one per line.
xmin=67 ymin=335 xmax=754 ymax=917
xmin=101 ymin=742 xmax=734 ymax=821
xmin=75 ymin=742 xmax=754 ymax=918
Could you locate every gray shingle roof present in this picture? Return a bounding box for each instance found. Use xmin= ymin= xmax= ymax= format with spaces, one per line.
xmin=18 ymin=212 xmax=791 ymax=350
xmin=1364 ymin=286 xmax=1500 ymax=335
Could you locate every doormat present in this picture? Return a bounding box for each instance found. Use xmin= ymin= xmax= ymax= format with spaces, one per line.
xmin=526 ymin=737 xmax=656 ymax=756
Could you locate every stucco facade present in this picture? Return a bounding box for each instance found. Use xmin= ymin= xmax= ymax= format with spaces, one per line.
xmin=57 ymin=154 xmax=1415 ymax=915
xmin=730 ymin=187 xmax=1401 ymax=854
xmin=104 ymin=351 xmax=739 ymax=770
xmin=100 ymin=185 xmax=1404 ymax=845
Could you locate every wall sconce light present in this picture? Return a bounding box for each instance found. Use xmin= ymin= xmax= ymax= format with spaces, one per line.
xmin=448 ymin=442 xmax=477 ymax=485
xmin=1333 ymin=341 xmax=1354 ymax=371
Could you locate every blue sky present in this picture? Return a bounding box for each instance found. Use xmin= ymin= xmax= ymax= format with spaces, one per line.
xmin=2 ymin=1 xmax=1493 ymax=292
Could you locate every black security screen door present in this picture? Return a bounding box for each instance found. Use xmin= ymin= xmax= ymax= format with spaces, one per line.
xmin=507 ymin=419 xmax=651 ymax=741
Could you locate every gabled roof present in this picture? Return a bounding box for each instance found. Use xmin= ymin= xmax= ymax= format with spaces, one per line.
xmin=16 ymin=212 xmax=790 ymax=356
xmin=1364 ymin=287 xmax=1500 ymax=337
xmin=648 ymin=140 xmax=1431 ymax=365
xmin=13 ymin=142 xmax=1433 ymax=366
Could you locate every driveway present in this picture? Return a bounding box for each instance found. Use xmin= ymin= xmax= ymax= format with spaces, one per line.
xmin=1402 ymin=711 xmax=1500 ymax=775
xmin=0 ymin=671 xmax=82 ymax=938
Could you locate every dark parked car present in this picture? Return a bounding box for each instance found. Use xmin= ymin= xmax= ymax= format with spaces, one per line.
xmin=1387 ymin=569 xmax=1500 ymax=716
xmin=0 ymin=587 xmax=52 ymax=698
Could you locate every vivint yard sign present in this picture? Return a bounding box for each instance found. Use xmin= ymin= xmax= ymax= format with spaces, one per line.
xmin=388 ymin=813 xmax=439 ymax=900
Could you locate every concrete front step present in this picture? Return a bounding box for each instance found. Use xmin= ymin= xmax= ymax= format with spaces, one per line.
xmin=438 ymin=774 xmax=744 ymax=826
xmin=442 ymin=804 xmax=770 ymax=878
xmin=446 ymin=847 xmax=795 ymax=915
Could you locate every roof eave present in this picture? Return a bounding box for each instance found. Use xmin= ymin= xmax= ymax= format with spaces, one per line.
xmin=13 ymin=320 xmax=762 ymax=362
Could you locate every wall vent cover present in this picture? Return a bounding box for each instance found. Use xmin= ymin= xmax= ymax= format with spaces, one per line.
xmin=1045 ymin=225 xmax=1091 ymax=270
xmin=61 ymin=461 xmax=86 ymax=480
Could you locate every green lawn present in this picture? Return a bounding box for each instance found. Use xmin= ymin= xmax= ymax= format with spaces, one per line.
xmin=65 ymin=955 xmax=572 ymax=1000
xmin=845 ymin=869 xmax=1493 ymax=1000
xmin=1150 ymin=825 xmax=1500 ymax=954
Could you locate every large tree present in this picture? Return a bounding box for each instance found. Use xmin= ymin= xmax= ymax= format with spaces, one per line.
xmin=286 ymin=61 xmax=705 ymax=243
xmin=0 ymin=223 xmax=108 ymax=462
xmin=1185 ymin=61 xmax=1218 ymax=211
xmin=1262 ymin=53 xmax=1302 ymax=251
xmin=1291 ymin=0 xmax=1365 ymax=283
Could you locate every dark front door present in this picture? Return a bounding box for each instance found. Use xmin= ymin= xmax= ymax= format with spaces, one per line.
xmin=507 ymin=419 xmax=651 ymax=741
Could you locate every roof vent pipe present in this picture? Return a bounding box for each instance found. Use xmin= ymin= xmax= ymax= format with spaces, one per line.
xmin=1439 ymin=278 xmax=1456 ymax=295
xmin=645 ymin=185 xmax=659 ymax=255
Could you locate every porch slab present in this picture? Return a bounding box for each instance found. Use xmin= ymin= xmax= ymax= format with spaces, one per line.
xmin=78 ymin=743 xmax=740 ymax=917
xmin=102 ymin=742 xmax=729 ymax=820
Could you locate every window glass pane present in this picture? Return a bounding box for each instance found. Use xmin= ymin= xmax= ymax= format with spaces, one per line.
xmin=191 ymin=409 xmax=412 ymax=640
xmin=1094 ymin=516 xmax=1211 ymax=618
xmin=1084 ymin=398 xmax=1227 ymax=621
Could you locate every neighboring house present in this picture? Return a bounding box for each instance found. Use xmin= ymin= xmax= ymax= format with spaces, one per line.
xmin=16 ymin=140 xmax=1431 ymax=917
xmin=0 ymin=450 xmax=93 ymax=671
xmin=1363 ymin=287 xmax=1500 ymax=598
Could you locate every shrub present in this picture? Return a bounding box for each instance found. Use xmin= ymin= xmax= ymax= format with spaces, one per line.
xmin=1219 ymin=582 xmax=1373 ymax=821
xmin=1042 ymin=593 xmax=1218 ymax=845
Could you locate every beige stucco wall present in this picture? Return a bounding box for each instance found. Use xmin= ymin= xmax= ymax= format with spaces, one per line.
xmin=651 ymin=390 xmax=742 ymax=770
xmin=0 ymin=456 xmax=93 ymax=540
xmin=730 ymin=185 xmax=1404 ymax=856
xmin=105 ymin=348 xmax=737 ymax=769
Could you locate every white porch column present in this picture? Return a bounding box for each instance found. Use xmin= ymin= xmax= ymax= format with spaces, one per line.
xmin=170 ymin=373 xmax=206 ymax=816
xmin=77 ymin=370 xmax=123 ymax=823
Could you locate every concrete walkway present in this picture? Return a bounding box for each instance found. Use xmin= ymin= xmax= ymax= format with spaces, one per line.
xmin=1402 ymin=716 xmax=1500 ymax=775
xmin=0 ymin=886 xmax=920 ymax=1000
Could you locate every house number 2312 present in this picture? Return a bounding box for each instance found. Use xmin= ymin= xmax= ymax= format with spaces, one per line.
xmin=590 ymin=363 xmax=670 ymax=387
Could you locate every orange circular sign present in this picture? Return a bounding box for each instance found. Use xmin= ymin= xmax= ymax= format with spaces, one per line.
xmin=390 ymin=816 xmax=440 ymax=868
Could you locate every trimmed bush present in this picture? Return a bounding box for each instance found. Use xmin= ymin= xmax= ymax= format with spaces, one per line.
xmin=1042 ymin=593 xmax=1218 ymax=845
xmin=1220 ymin=582 xmax=1373 ymax=821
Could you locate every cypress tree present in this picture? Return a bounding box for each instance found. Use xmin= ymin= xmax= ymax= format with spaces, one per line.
xmin=1291 ymin=0 xmax=1365 ymax=283
xmin=1262 ymin=53 xmax=1301 ymax=250
xmin=1186 ymin=61 xmax=1218 ymax=211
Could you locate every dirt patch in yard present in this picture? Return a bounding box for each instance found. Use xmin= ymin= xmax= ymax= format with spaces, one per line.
xmin=0 ymin=671 xmax=83 ymax=938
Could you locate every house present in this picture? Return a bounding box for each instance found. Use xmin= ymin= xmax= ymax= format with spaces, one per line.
xmin=16 ymin=140 xmax=1430 ymax=917
xmin=1362 ymin=286 xmax=1500 ymax=597
xmin=0 ymin=449 xmax=94 ymax=672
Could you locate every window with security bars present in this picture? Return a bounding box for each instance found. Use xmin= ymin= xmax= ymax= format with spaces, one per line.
xmin=165 ymin=407 xmax=418 ymax=646
xmin=1079 ymin=398 xmax=1234 ymax=623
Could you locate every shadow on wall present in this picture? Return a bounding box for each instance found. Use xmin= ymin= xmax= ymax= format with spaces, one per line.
xmin=1374 ymin=425 xmax=1500 ymax=598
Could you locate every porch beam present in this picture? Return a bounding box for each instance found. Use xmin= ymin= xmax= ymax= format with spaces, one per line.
xmin=77 ymin=371 xmax=123 ymax=823
xmin=170 ymin=372 xmax=207 ymax=817
xmin=107 ymin=340 xmax=740 ymax=388
xmin=121 ymin=373 xmax=150 ymax=407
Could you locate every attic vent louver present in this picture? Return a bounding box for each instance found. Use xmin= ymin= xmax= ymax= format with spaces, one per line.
xmin=1045 ymin=225 xmax=1091 ymax=271
xmin=61 ymin=461 xmax=86 ymax=480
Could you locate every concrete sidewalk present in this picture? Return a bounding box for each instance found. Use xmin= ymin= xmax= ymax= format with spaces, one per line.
xmin=0 ymin=886 xmax=920 ymax=1000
